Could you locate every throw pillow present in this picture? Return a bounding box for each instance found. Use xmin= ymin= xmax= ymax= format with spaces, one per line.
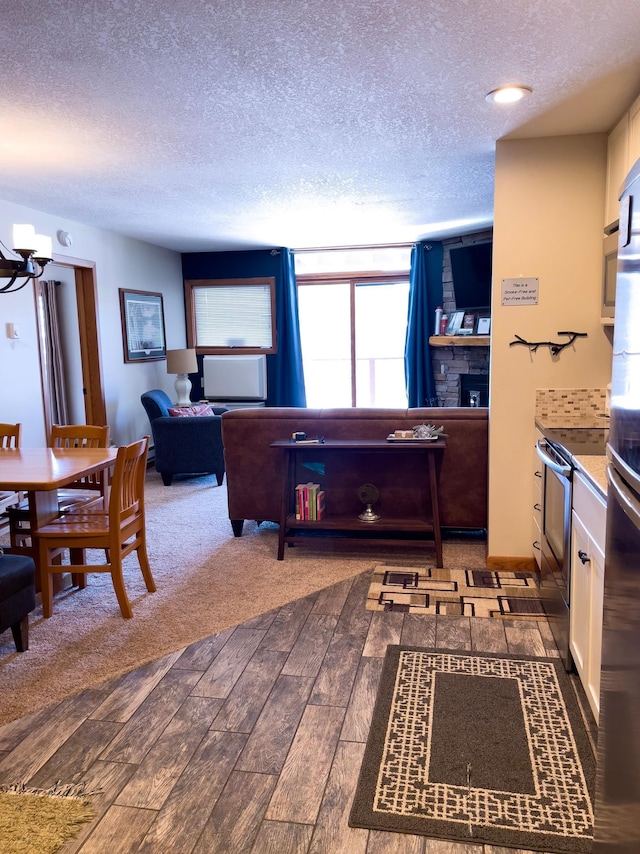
xmin=167 ymin=403 xmax=214 ymax=417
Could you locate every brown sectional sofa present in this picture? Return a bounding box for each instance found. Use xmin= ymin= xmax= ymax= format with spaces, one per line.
xmin=221 ymin=407 xmax=488 ymax=536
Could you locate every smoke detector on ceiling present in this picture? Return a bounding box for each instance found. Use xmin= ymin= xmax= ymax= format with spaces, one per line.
xmin=57 ymin=230 xmax=73 ymax=247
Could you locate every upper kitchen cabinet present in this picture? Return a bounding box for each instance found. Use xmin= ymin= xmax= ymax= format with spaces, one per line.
xmin=605 ymin=93 xmax=640 ymax=228
xmin=629 ymin=95 xmax=640 ymax=174
xmin=605 ymin=113 xmax=629 ymax=227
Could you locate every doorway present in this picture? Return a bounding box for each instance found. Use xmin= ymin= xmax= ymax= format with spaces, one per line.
xmin=36 ymin=256 xmax=106 ymax=435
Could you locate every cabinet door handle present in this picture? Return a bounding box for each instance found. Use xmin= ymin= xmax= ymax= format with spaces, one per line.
xmin=578 ymin=549 xmax=590 ymax=564
xmin=533 ymin=540 xmax=541 ymax=551
xmin=534 ymin=503 xmax=541 ymax=511
xmin=534 ymin=471 xmax=542 ymax=478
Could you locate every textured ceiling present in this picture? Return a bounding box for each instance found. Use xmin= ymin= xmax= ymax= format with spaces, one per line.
xmin=1 ymin=1 xmax=639 ymax=252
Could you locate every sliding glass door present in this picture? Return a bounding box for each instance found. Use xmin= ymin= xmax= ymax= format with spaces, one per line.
xmin=297 ymin=277 xmax=410 ymax=408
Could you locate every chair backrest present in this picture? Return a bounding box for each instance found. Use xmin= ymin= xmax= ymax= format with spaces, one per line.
xmin=108 ymin=436 xmax=149 ymax=531
xmin=0 ymin=423 xmax=21 ymax=449
xmin=50 ymin=424 xmax=110 ymax=449
xmin=50 ymin=424 xmax=111 ymax=493
xmin=141 ymin=390 xmax=173 ymax=423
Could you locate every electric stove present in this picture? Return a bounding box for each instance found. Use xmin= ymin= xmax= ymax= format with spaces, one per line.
xmin=542 ymin=426 xmax=609 ymax=461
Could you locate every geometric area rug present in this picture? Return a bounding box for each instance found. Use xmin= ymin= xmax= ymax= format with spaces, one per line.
xmin=349 ymin=647 xmax=595 ymax=853
xmin=366 ymin=566 xmax=547 ymax=619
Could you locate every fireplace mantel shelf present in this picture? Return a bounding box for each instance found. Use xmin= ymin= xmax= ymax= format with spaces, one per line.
xmin=429 ymin=335 xmax=490 ymax=347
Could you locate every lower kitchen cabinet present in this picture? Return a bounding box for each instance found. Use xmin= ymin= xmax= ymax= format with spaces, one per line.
xmin=532 ymin=430 xmax=543 ymax=569
xmin=570 ymin=471 xmax=606 ymax=722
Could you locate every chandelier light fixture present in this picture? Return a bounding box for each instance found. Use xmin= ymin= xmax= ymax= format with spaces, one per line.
xmin=0 ymin=224 xmax=53 ymax=294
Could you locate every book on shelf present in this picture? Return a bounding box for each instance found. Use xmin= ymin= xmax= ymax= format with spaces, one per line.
xmin=308 ymin=482 xmax=318 ymax=520
xmin=294 ymin=482 xmax=322 ymax=521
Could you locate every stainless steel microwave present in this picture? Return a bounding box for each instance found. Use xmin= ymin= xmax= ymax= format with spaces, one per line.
xmin=603 ymin=222 xmax=618 ymax=318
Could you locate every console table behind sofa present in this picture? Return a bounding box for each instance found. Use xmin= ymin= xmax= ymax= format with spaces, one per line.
xmin=221 ymin=407 xmax=488 ymax=536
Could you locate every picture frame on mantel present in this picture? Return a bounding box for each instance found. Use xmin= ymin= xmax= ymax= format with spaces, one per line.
xmin=459 ymin=312 xmax=476 ymax=335
xmin=476 ymin=315 xmax=491 ymax=335
xmin=119 ymin=288 xmax=167 ymax=363
xmin=444 ymin=310 xmax=464 ymax=336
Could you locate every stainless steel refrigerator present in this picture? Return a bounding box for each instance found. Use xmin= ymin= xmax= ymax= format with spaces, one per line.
xmin=593 ymin=157 xmax=640 ymax=852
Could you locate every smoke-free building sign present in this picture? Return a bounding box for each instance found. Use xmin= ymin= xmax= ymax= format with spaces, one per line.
xmin=501 ymin=277 xmax=539 ymax=305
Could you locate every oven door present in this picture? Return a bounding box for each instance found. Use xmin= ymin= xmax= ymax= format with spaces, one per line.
xmin=535 ymin=438 xmax=574 ymax=670
xmin=536 ymin=439 xmax=573 ymax=605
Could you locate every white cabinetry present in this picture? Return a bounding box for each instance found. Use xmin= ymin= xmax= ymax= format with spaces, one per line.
xmin=605 ymin=93 xmax=640 ymax=227
xmin=532 ymin=430 xmax=543 ymax=569
xmin=628 ymin=95 xmax=640 ymax=176
xmin=570 ymin=471 xmax=606 ymax=721
xmin=605 ymin=113 xmax=630 ymax=227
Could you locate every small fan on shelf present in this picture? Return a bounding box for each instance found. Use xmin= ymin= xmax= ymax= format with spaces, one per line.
xmin=358 ymin=483 xmax=380 ymax=523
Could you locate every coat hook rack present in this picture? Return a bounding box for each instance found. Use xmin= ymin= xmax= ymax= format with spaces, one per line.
xmin=509 ymin=330 xmax=588 ymax=356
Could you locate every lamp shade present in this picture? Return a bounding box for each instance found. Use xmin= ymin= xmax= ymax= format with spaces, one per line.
xmin=12 ymin=224 xmax=37 ymax=251
xmin=166 ymin=348 xmax=197 ymax=375
xmin=33 ymin=233 xmax=53 ymax=259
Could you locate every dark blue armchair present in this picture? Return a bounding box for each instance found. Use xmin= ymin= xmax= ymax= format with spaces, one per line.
xmin=141 ymin=389 xmax=227 ymax=486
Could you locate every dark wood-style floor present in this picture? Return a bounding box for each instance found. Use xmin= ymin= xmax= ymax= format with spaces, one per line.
xmin=0 ymin=567 xmax=594 ymax=854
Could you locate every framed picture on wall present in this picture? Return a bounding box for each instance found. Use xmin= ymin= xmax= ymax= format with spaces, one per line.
xmin=119 ymin=289 xmax=167 ymax=362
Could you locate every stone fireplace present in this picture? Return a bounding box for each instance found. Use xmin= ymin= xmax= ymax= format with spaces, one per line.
xmin=431 ymin=228 xmax=492 ymax=407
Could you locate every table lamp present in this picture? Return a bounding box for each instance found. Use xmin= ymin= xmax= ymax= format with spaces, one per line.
xmin=166 ymin=348 xmax=198 ymax=405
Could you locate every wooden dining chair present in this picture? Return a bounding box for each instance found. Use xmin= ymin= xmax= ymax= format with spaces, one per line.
xmin=9 ymin=424 xmax=111 ymax=548
xmin=0 ymin=423 xmax=21 ymax=449
xmin=36 ymin=436 xmax=155 ymax=619
xmin=0 ymin=490 xmax=23 ymax=540
xmin=0 ymin=423 xmax=24 ymax=541
xmin=50 ymin=424 xmax=111 ymax=513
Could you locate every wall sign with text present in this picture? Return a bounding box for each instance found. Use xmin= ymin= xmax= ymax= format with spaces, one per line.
xmin=501 ymin=277 xmax=539 ymax=306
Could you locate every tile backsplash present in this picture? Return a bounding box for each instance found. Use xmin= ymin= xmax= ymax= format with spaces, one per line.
xmin=535 ymin=388 xmax=607 ymax=420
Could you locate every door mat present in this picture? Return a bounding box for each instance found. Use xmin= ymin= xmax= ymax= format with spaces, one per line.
xmin=366 ymin=566 xmax=546 ymax=618
xmin=349 ymin=646 xmax=595 ymax=853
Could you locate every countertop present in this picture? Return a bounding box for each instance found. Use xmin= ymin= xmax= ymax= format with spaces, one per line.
xmin=535 ymin=416 xmax=608 ymax=501
xmin=573 ymin=455 xmax=608 ymax=500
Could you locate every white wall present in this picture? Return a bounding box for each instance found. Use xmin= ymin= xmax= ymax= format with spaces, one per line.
xmin=488 ymin=133 xmax=612 ymax=561
xmin=0 ymin=199 xmax=184 ymax=446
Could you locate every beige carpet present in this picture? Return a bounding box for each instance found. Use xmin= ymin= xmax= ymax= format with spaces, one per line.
xmin=0 ymin=471 xmax=487 ymax=726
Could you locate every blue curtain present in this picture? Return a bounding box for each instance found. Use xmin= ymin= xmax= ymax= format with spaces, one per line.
xmin=268 ymin=248 xmax=306 ymax=406
xmin=404 ymin=241 xmax=443 ymax=407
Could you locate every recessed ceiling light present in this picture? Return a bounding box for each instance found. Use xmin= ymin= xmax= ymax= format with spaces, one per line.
xmin=486 ymin=85 xmax=532 ymax=104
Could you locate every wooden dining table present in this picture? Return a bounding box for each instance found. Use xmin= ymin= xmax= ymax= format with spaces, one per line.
xmin=0 ymin=447 xmax=118 ymax=577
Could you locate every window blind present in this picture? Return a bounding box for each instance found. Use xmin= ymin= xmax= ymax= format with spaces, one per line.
xmin=193 ymin=284 xmax=273 ymax=348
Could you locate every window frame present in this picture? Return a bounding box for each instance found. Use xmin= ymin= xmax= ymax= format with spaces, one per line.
xmin=296 ymin=270 xmax=410 ymax=407
xmin=184 ymin=277 xmax=277 ymax=355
